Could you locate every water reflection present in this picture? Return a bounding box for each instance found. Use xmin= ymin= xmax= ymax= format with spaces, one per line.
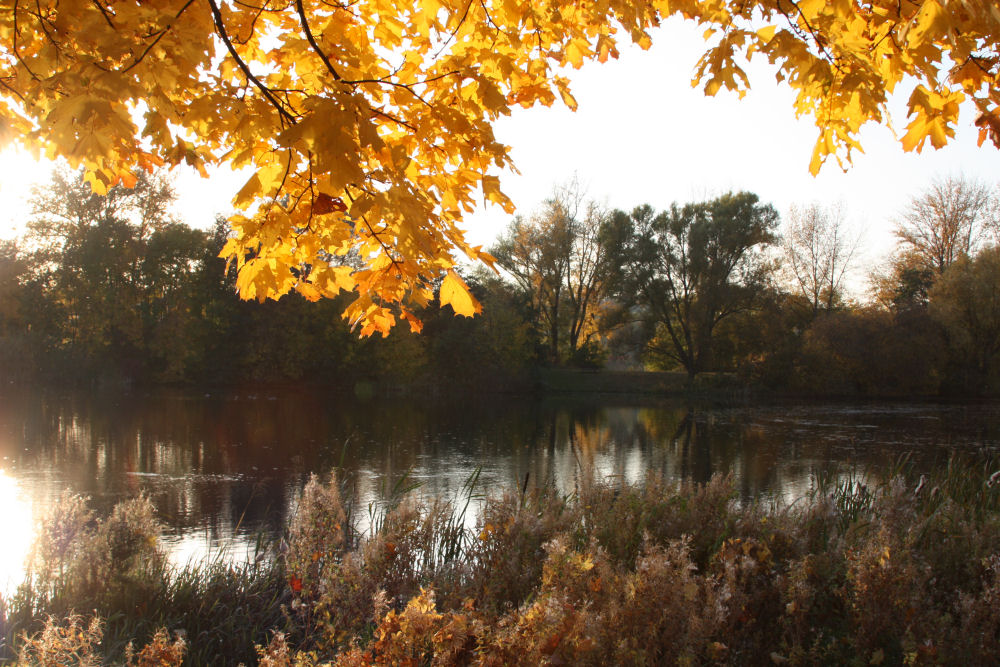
xmin=1 ymin=387 xmax=999 ymax=588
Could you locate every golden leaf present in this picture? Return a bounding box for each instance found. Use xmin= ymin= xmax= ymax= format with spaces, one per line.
xmin=4 ymin=0 xmax=996 ymax=335
xmin=439 ymin=270 xmax=481 ymax=318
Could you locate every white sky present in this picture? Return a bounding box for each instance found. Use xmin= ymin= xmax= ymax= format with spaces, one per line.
xmin=2 ymin=18 xmax=999 ymax=273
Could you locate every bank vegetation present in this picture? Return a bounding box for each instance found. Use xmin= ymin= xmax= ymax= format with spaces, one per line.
xmin=3 ymin=458 xmax=1000 ymax=665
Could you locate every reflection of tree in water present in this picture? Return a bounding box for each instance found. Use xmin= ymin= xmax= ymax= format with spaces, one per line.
xmin=7 ymin=388 xmax=1000 ymax=563
xmin=634 ymin=406 xmax=788 ymax=499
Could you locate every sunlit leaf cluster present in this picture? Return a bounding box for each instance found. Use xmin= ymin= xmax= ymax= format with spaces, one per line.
xmin=1 ymin=0 xmax=997 ymax=333
xmin=679 ymin=0 xmax=1000 ymax=172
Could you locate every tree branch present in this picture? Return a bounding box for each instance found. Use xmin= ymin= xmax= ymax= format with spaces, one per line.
xmin=121 ymin=0 xmax=197 ymax=74
xmin=207 ymin=0 xmax=297 ymax=125
xmin=90 ymin=0 xmax=115 ymax=29
xmin=295 ymin=0 xmax=342 ymax=81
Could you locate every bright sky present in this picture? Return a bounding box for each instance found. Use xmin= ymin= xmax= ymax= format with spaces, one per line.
xmin=2 ymin=18 xmax=999 ymax=272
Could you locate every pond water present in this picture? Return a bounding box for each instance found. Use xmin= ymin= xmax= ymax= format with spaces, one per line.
xmin=1 ymin=386 xmax=999 ymax=590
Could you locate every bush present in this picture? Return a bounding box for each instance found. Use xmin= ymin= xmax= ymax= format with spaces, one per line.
xmin=6 ymin=459 xmax=1000 ymax=665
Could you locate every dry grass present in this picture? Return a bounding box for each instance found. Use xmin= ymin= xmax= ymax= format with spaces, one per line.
xmin=5 ymin=457 xmax=1000 ymax=665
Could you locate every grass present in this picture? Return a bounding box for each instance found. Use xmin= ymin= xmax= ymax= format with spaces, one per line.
xmin=4 ymin=456 xmax=1000 ymax=665
xmin=1 ymin=496 xmax=289 ymax=665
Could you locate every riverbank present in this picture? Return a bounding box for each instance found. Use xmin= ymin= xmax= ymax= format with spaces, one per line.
xmin=534 ymin=368 xmax=717 ymax=394
xmin=4 ymin=458 xmax=1000 ymax=665
xmin=7 ymin=364 xmax=997 ymax=403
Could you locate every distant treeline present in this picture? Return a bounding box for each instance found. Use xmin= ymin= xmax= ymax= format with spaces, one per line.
xmin=1 ymin=169 xmax=1000 ymax=396
xmin=0 ymin=170 xmax=537 ymax=390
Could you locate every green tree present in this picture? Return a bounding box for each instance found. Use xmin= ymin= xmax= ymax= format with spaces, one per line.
xmin=19 ymin=167 xmax=209 ymax=381
xmin=0 ymin=239 xmax=32 ymax=381
xmin=929 ymin=246 xmax=1000 ymax=393
xmin=0 ymin=240 xmax=22 ymax=332
xmin=796 ymin=307 xmax=945 ymax=396
xmin=422 ymin=268 xmax=537 ymax=388
xmin=610 ymin=192 xmax=778 ymax=379
xmin=140 ymin=223 xmax=214 ymax=380
xmin=714 ymin=286 xmax=813 ymax=387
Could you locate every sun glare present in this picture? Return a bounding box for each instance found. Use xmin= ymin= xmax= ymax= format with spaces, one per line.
xmin=0 ymin=468 xmax=35 ymax=594
xmin=0 ymin=146 xmax=53 ymax=241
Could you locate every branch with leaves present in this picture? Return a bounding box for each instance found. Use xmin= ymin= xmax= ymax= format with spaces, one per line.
xmin=1 ymin=0 xmax=997 ymax=335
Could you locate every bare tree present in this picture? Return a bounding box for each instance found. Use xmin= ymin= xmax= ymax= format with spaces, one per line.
xmin=783 ymin=202 xmax=861 ymax=315
xmin=894 ymin=176 xmax=999 ymax=275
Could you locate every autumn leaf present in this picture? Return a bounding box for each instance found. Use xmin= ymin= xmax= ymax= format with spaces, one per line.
xmin=2 ymin=0 xmax=997 ymax=335
xmin=312 ymin=193 xmax=348 ymax=215
xmin=975 ymin=110 xmax=1000 ymax=149
xmin=440 ymin=270 xmax=482 ymax=317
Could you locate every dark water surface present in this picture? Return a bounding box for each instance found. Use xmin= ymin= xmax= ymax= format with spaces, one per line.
xmin=1 ymin=387 xmax=999 ymax=588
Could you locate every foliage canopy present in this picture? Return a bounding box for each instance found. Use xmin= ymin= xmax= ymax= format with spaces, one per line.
xmin=2 ymin=0 xmax=998 ymax=333
xmin=610 ymin=192 xmax=778 ymax=378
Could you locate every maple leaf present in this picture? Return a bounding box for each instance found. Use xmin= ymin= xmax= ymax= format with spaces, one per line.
xmin=311 ymin=193 xmax=348 ymax=215
xmin=439 ymin=270 xmax=482 ymax=317
xmin=1 ymin=0 xmax=997 ymax=336
xmin=976 ymin=110 xmax=1000 ymax=149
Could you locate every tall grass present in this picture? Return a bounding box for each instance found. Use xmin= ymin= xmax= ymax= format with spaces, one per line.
xmin=5 ymin=456 xmax=1000 ymax=665
xmin=1 ymin=494 xmax=289 ymax=665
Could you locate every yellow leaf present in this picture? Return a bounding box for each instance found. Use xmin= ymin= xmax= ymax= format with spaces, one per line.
xmin=3 ymin=0 xmax=990 ymax=335
xmin=558 ymin=86 xmax=578 ymax=111
xmin=482 ymin=176 xmax=515 ymax=213
xmin=439 ymin=270 xmax=481 ymax=317
xmin=907 ymin=0 xmax=949 ymax=48
xmin=296 ymin=282 xmax=322 ymax=301
xmin=234 ymin=172 xmax=262 ymax=207
xmin=565 ymin=40 xmax=588 ymax=68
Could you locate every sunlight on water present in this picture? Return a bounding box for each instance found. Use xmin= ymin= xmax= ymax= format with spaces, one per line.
xmin=161 ymin=532 xmax=241 ymax=569
xmin=1 ymin=388 xmax=998 ymax=574
xmin=0 ymin=469 xmax=34 ymax=594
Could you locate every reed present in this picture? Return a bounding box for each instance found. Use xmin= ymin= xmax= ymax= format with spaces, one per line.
xmin=4 ymin=455 xmax=1000 ymax=665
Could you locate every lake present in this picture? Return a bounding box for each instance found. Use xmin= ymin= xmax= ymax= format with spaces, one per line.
xmin=1 ymin=386 xmax=999 ymax=590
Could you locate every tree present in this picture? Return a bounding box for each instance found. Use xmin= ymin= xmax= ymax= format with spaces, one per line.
xmin=797 ymin=307 xmax=945 ymax=396
xmin=782 ymin=202 xmax=860 ymax=316
xmin=894 ymin=176 xmax=1000 ymax=275
xmin=611 ymin=192 xmax=778 ymax=379
xmin=0 ymin=239 xmax=23 ymax=333
xmin=19 ymin=167 xmax=212 ymax=380
xmin=22 ymin=169 xmax=177 ymax=363
xmin=421 ymin=268 xmax=537 ymax=387
xmin=2 ymin=1 xmax=999 ymax=333
xmin=929 ymin=247 xmax=1000 ymax=393
xmin=870 ymin=249 xmax=938 ymax=313
xmin=493 ymin=184 xmax=615 ymax=365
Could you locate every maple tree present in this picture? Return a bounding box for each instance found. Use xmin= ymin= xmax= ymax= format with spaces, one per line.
xmin=1 ymin=0 xmax=998 ymax=334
